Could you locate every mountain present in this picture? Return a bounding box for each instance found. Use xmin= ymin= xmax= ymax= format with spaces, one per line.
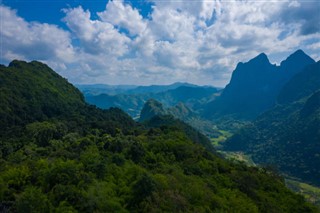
xmin=126 ymin=82 xmax=197 ymax=94
xmin=223 ymin=61 xmax=320 ymax=186
xmin=204 ymin=50 xmax=315 ymax=119
xmin=0 ymin=60 xmax=136 ymax=138
xmin=139 ymin=99 xmax=168 ymax=122
xmin=84 ymin=85 xmax=218 ymax=119
xmin=1 ymin=60 xmax=316 ymax=212
xmin=155 ymin=86 xmax=217 ymax=107
xmin=76 ymin=84 xmax=137 ymax=95
xmin=77 ymin=82 xmax=198 ymax=96
xmin=0 ymin=60 xmax=85 ymax=130
xmin=279 ymin=49 xmax=316 ymax=82
xmin=278 ymin=61 xmax=320 ymax=104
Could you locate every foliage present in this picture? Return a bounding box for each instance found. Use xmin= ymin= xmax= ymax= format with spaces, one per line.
xmin=0 ymin=60 xmax=317 ymax=212
xmin=224 ymin=61 xmax=320 ymax=187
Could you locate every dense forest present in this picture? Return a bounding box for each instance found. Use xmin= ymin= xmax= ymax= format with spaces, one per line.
xmin=0 ymin=60 xmax=318 ymax=212
xmin=224 ymin=62 xmax=320 ymax=187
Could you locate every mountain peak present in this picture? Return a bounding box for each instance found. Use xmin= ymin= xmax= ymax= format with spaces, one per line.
xmin=249 ymin=52 xmax=270 ymax=65
xmin=280 ymin=49 xmax=315 ymax=68
xmin=139 ymin=99 xmax=167 ymax=122
xmin=8 ymin=59 xmax=27 ymax=68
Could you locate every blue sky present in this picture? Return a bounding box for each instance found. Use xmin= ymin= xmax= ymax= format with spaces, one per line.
xmin=0 ymin=0 xmax=319 ymax=86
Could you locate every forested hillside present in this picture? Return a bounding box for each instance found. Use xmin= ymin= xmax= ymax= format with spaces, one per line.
xmin=0 ymin=60 xmax=317 ymax=212
xmin=224 ymin=62 xmax=320 ymax=187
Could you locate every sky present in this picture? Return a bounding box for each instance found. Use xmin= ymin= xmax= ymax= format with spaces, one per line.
xmin=0 ymin=0 xmax=319 ymax=87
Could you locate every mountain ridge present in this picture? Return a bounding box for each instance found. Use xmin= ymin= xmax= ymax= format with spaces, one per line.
xmin=203 ymin=50 xmax=316 ymax=120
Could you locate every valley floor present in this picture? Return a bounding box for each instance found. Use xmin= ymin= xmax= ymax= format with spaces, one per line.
xmin=211 ymin=131 xmax=320 ymax=207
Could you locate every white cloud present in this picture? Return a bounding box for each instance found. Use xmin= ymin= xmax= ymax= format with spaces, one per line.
xmin=98 ymin=0 xmax=147 ymax=36
xmin=289 ymin=1 xmax=301 ymax=8
xmin=0 ymin=5 xmax=74 ymax=65
xmin=1 ymin=0 xmax=319 ymax=87
xmin=63 ymin=6 xmax=130 ymax=56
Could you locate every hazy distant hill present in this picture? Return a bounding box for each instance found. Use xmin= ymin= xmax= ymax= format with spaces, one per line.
xmin=77 ymin=82 xmax=197 ymax=96
xmin=224 ymin=61 xmax=320 ymax=186
xmin=76 ymin=84 xmax=137 ymax=95
xmin=204 ymin=50 xmax=315 ymax=119
xmin=125 ymin=82 xmax=198 ymax=94
xmin=83 ymin=85 xmax=218 ymax=119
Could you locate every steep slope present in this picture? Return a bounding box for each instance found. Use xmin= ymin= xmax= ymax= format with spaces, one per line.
xmin=278 ymin=61 xmax=320 ymax=104
xmin=0 ymin=60 xmax=317 ymax=212
xmin=279 ymin=49 xmax=316 ymax=82
xmin=224 ymin=62 xmax=320 ymax=186
xmin=204 ymin=50 xmax=315 ymax=119
xmin=0 ymin=60 xmax=136 ymax=138
xmin=0 ymin=60 xmax=85 ymax=129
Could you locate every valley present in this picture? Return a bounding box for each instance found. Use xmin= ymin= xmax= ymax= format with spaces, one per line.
xmin=1 ymin=49 xmax=319 ymax=212
xmin=77 ymin=50 xmax=320 ymax=208
xmin=1 ymin=0 xmax=319 ymax=212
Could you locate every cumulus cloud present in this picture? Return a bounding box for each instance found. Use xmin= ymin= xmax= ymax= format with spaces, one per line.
xmin=0 ymin=0 xmax=319 ymax=87
xmin=0 ymin=5 xmax=74 ymax=66
xmin=98 ymin=0 xmax=147 ymax=36
xmin=63 ymin=6 xmax=130 ymax=56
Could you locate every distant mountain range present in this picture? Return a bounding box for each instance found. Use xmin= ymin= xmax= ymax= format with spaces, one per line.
xmin=79 ymin=84 xmax=218 ymax=119
xmin=79 ymin=50 xmax=316 ymax=123
xmin=77 ymin=82 xmax=199 ymax=96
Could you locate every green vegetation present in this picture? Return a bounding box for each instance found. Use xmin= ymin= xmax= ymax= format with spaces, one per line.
xmin=286 ymin=179 xmax=320 ymax=206
xmin=211 ymin=130 xmax=232 ymax=148
xmin=0 ymin=60 xmax=318 ymax=212
xmin=218 ymin=151 xmax=256 ymax=167
xmin=224 ymin=62 xmax=320 ymax=187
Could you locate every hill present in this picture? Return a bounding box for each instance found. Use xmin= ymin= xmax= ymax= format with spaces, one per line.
xmin=140 ymin=99 xmax=223 ymax=139
xmin=0 ymin=60 xmax=317 ymax=212
xmin=76 ymin=84 xmax=137 ymax=96
xmin=0 ymin=60 xmax=85 ymax=129
xmin=223 ymin=62 xmax=320 ymax=187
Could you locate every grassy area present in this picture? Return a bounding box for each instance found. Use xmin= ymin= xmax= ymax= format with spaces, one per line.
xmin=218 ymin=151 xmax=256 ymax=166
xmin=211 ymin=129 xmax=255 ymax=166
xmin=285 ymin=179 xmax=320 ymax=206
xmin=211 ymin=130 xmax=232 ymax=147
